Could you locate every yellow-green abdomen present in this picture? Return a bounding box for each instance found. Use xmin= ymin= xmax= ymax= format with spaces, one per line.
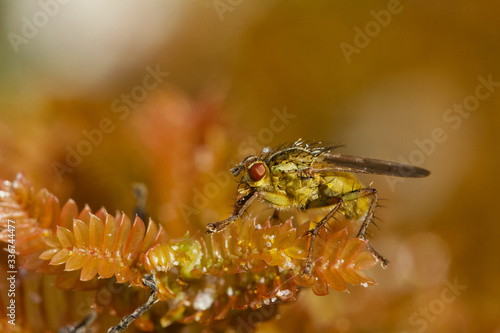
xmin=322 ymin=172 xmax=371 ymax=219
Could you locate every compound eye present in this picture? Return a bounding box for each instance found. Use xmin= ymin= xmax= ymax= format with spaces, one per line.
xmin=248 ymin=162 xmax=266 ymax=181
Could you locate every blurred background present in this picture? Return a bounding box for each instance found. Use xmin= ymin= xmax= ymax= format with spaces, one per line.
xmin=1 ymin=0 xmax=499 ymax=332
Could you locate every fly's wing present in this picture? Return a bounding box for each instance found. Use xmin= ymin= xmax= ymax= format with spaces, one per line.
xmin=312 ymin=153 xmax=430 ymax=178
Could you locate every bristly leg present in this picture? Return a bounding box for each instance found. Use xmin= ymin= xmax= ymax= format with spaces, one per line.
xmin=354 ymin=188 xmax=389 ymax=267
xmin=303 ymin=200 xmax=343 ymax=275
xmin=206 ymin=192 xmax=259 ymax=234
xmin=271 ymin=208 xmax=280 ymax=223
xmin=302 ymin=188 xmax=389 ymax=274
xmin=366 ymin=242 xmax=389 ymax=268
xmin=107 ymin=274 xmax=158 ymax=333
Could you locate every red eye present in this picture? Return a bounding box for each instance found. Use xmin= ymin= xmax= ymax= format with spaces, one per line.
xmin=249 ymin=162 xmax=266 ymax=181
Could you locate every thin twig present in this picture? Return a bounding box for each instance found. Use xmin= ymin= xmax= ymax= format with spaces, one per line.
xmin=107 ymin=274 xmax=158 ymax=333
xmin=59 ymin=309 xmax=97 ymax=333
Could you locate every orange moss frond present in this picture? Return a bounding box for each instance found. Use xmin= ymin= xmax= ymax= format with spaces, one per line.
xmin=135 ymin=219 xmax=378 ymax=327
xmin=0 ymin=174 xmax=380 ymax=329
xmin=40 ymin=213 xmax=166 ymax=285
xmin=0 ymin=174 xmax=167 ymax=288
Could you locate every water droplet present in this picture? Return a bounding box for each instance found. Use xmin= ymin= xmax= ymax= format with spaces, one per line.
xmin=193 ymin=290 xmax=215 ymax=311
xmin=277 ymin=289 xmax=292 ymax=298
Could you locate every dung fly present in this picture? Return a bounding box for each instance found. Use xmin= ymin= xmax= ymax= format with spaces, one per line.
xmin=206 ymin=140 xmax=430 ymax=274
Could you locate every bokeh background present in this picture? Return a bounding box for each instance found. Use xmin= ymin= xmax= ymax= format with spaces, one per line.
xmin=1 ymin=1 xmax=499 ymax=332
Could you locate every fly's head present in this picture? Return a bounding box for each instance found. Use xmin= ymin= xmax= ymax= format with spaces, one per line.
xmin=231 ymin=155 xmax=272 ymax=192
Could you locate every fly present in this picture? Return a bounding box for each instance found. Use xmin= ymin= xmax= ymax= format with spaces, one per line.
xmin=206 ymin=139 xmax=430 ymax=275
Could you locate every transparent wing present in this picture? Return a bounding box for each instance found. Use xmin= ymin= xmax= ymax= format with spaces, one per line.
xmin=312 ymin=153 xmax=430 ymax=178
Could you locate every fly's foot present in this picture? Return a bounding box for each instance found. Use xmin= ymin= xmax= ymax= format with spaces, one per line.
xmin=380 ymin=257 xmax=390 ymax=268
xmin=363 ymin=239 xmax=389 ymax=268
xmin=205 ymin=216 xmax=237 ymax=234
xmin=205 ymin=222 xmax=219 ymax=234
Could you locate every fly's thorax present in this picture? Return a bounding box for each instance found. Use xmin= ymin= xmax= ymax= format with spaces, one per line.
xmin=266 ymin=169 xmax=322 ymax=208
xmin=270 ymin=161 xmax=297 ymax=173
xmin=266 ymin=146 xmax=319 ymax=169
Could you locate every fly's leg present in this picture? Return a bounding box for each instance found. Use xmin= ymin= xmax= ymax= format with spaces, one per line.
xmin=302 ymin=188 xmax=388 ymax=275
xmin=270 ymin=209 xmax=281 ymax=224
xmin=206 ymin=192 xmax=259 ymax=234
xmin=355 ymin=188 xmax=378 ymax=237
xmin=303 ymin=198 xmax=342 ymax=275
xmin=205 ymin=215 xmax=238 ymax=234
xmin=351 ymin=188 xmax=389 ymax=267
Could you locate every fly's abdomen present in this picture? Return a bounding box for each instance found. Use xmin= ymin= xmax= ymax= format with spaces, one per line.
xmin=339 ymin=196 xmax=371 ymax=219
xmin=322 ymin=173 xmax=371 ymax=219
